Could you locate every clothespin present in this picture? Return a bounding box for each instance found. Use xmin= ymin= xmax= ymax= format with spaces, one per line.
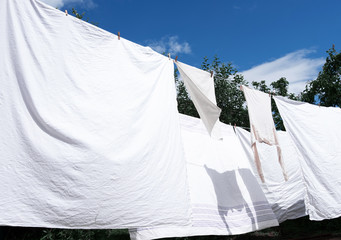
xmin=168 ymin=53 xmax=171 ymax=60
xmin=175 ymin=56 xmax=178 ymax=62
xmin=65 ymin=10 xmax=68 ymax=16
xmin=210 ymin=71 xmax=213 ymax=78
xmin=117 ymin=32 xmax=120 ymax=40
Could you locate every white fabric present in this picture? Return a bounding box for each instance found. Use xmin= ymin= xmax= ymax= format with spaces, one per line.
xmin=241 ymin=86 xmax=287 ymax=183
xmin=235 ymin=127 xmax=306 ymax=223
xmin=175 ymin=61 xmax=222 ymax=139
xmin=241 ymin=86 xmax=276 ymax=145
xmin=130 ymin=115 xmax=278 ymax=240
xmin=274 ymin=96 xmax=341 ymax=220
xmin=0 ymin=0 xmax=192 ymax=228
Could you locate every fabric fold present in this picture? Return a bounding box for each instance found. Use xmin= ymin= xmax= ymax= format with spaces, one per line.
xmin=274 ymin=96 xmax=341 ymax=220
xmin=175 ymin=61 xmax=222 ymax=139
xmin=236 ymin=127 xmax=306 ymax=223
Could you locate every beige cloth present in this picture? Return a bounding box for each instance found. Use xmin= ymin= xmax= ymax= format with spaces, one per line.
xmin=176 ymin=61 xmax=222 ymax=139
xmin=241 ymin=86 xmax=277 ymax=145
xmin=241 ymin=86 xmax=287 ymax=182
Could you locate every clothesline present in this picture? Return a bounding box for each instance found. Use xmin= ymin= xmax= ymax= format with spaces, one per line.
xmin=232 ymin=124 xmax=250 ymax=131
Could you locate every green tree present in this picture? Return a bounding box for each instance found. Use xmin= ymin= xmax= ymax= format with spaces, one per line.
xmin=175 ymin=74 xmax=199 ymax=118
xmin=71 ymin=8 xmax=98 ymax=26
xmin=252 ymin=80 xmax=270 ymax=93
xmin=301 ymin=46 xmax=341 ymax=106
xmin=271 ymin=77 xmax=289 ymax=130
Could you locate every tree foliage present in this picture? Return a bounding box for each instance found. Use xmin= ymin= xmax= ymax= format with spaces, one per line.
xmin=270 ymin=78 xmax=289 ymax=130
xmin=71 ymin=8 xmax=98 ymax=26
xmin=302 ymin=46 xmax=341 ymax=107
xmin=251 ymin=80 xmax=270 ymax=93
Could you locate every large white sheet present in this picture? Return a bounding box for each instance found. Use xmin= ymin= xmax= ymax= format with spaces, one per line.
xmin=0 ymin=0 xmax=191 ymax=228
xmin=274 ymin=96 xmax=341 ymax=220
xmin=130 ymin=115 xmax=278 ymax=240
xmin=175 ymin=61 xmax=222 ymax=139
xmin=236 ymin=127 xmax=306 ymax=223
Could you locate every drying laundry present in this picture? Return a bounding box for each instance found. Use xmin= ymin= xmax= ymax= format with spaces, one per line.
xmin=241 ymin=86 xmax=287 ymax=182
xmin=236 ymin=127 xmax=306 ymax=223
xmin=241 ymin=86 xmax=277 ymax=145
xmin=175 ymin=61 xmax=222 ymax=139
xmin=274 ymin=96 xmax=341 ymax=220
xmin=0 ymin=0 xmax=192 ymax=229
xmin=129 ymin=115 xmax=278 ymax=240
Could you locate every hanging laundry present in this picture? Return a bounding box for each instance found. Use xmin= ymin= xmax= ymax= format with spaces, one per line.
xmin=241 ymin=86 xmax=287 ymax=182
xmin=0 ymin=0 xmax=192 ymax=228
xmin=274 ymin=96 xmax=341 ymax=220
xmin=129 ymin=114 xmax=278 ymax=240
xmin=175 ymin=61 xmax=222 ymax=139
xmin=236 ymin=127 xmax=306 ymax=223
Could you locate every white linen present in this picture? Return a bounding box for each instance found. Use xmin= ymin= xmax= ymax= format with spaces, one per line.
xmin=0 ymin=0 xmax=192 ymax=228
xmin=236 ymin=127 xmax=306 ymax=223
xmin=129 ymin=115 xmax=278 ymax=240
xmin=274 ymin=96 xmax=341 ymax=220
xmin=241 ymin=86 xmax=287 ymax=182
xmin=175 ymin=61 xmax=222 ymax=139
xmin=241 ymin=86 xmax=277 ymax=145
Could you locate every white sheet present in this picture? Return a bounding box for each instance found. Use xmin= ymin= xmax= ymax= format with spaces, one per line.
xmin=241 ymin=86 xmax=287 ymax=182
xmin=129 ymin=115 xmax=278 ymax=240
xmin=0 ymin=0 xmax=192 ymax=228
xmin=175 ymin=61 xmax=222 ymax=139
xmin=241 ymin=86 xmax=277 ymax=145
xmin=274 ymin=96 xmax=341 ymax=220
xmin=236 ymin=127 xmax=306 ymax=223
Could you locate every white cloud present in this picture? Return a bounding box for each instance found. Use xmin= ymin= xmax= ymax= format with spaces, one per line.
xmin=40 ymin=0 xmax=96 ymax=9
xmin=40 ymin=0 xmax=64 ymax=8
xmin=147 ymin=36 xmax=191 ymax=55
xmin=241 ymin=49 xmax=325 ymax=94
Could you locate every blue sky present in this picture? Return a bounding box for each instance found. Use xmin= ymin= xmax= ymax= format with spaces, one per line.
xmin=41 ymin=0 xmax=341 ymax=93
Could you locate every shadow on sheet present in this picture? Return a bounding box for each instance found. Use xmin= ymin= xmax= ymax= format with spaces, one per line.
xmin=204 ymin=166 xmax=266 ymax=232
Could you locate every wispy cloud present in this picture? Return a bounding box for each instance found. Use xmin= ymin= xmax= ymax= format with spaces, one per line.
xmin=146 ymin=36 xmax=191 ymax=56
xmin=241 ymin=49 xmax=325 ymax=94
xmin=40 ymin=0 xmax=97 ymax=9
